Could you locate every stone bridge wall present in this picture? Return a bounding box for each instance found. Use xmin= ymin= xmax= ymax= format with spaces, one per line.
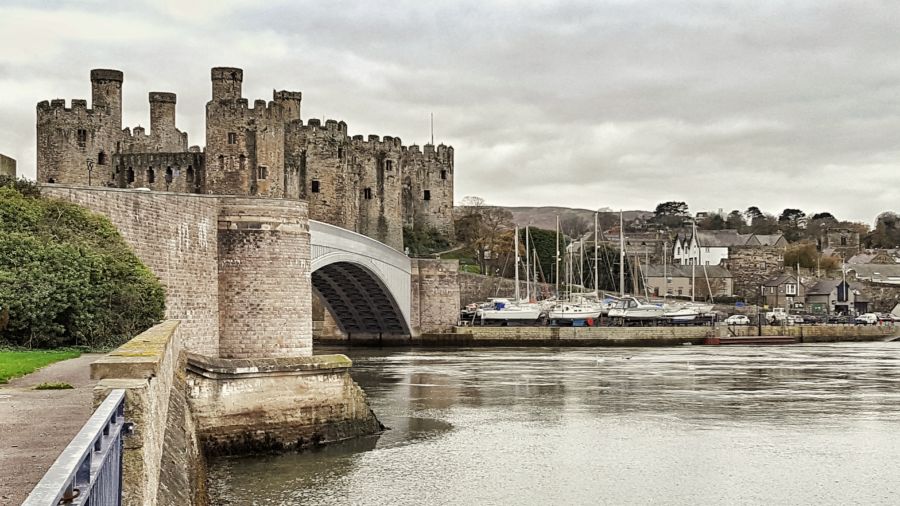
xmin=91 ymin=320 xmax=206 ymax=506
xmin=44 ymin=186 xmax=221 ymax=356
xmin=43 ymin=185 xmax=313 ymax=357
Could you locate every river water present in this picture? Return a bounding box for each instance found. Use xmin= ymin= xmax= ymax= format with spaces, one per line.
xmin=209 ymin=343 xmax=900 ymax=505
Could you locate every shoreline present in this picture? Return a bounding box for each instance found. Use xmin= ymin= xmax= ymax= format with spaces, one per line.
xmin=316 ymin=324 xmax=899 ymax=347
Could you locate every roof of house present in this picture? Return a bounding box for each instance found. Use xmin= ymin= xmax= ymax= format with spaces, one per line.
xmin=694 ymin=229 xmax=754 ymax=247
xmin=642 ymin=264 xmax=733 ymax=278
xmin=847 ymin=251 xmax=897 ymax=265
xmin=754 ymin=234 xmax=785 ymax=246
xmin=806 ymin=280 xmax=869 ymax=301
xmin=806 ymin=279 xmax=843 ymax=296
xmin=762 ymin=273 xmax=798 ymax=286
xmin=846 ymin=264 xmax=900 ymax=279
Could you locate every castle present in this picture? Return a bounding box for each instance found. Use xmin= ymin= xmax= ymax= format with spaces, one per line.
xmin=36 ymin=67 xmax=454 ymax=250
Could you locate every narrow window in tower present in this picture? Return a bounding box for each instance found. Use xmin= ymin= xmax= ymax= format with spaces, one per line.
xmin=258 ymin=166 xmax=268 ymax=179
xmin=440 ymin=169 xmax=447 ymax=180
xmin=312 ymin=180 xmax=320 ymax=193
xmin=127 ymin=167 xmax=135 ymax=184
xmin=364 ymin=188 xmax=372 ymax=200
xmin=147 ymin=167 xmax=155 ymax=184
xmin=98 ymin=152 xmax=107 ymax=165
xmin=227 ymin=132 xmax=237 ymax=144
xmin=165 ymin=167 xmax=174 ymax=186
xmin=76 ymin=129 xmax=87 ymax=148
xmin=424 ymin=190 xmax=431 ymax=201
xmin=239 ymin=154 xmax=247 ymax=171
xmin=186 ymin=166 xmax=194 ymax=184
xmin=338 ymin=147 xmax=344 ymax=160
xmin=385 ymin=160 xmax=393 ymax=171
xmin=218 ymin=155 xmax=225 ymax=169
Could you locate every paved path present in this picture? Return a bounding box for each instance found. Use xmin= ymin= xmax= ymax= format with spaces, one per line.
xmin=0 ymin=353 xmax=102 ymax=505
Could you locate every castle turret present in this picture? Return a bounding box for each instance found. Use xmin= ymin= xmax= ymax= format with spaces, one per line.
xmin=211 ymin=67 xmax=243 ymax=101
xmin=149 ymin=92 xmax=176 ymax=134
xmin=274 ymin=90 xmax=302 ymax=122
xmin=90 ymin=69 xmax=123 ymax=129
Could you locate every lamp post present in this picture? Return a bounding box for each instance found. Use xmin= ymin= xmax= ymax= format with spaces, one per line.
xmin=86 ymin=158 xmax=94 ymax=186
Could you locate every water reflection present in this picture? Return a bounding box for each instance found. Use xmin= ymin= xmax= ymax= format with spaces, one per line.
xmin=210 ymin=343 xmax=900 ymax=505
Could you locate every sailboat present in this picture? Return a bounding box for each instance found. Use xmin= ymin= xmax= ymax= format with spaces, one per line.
xmin=477 ymin=226 xmax=542 ymax=323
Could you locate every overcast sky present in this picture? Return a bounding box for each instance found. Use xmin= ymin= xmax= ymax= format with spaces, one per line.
xmin=1 ymin=0 xmax=899 ymax=224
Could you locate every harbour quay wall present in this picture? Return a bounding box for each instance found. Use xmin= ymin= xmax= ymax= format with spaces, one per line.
xmin=416 ymin=324 xmax=896 ymax=346
xmin=422 ymin=326 xmax=715 ymax=346
xmin=730 ymin=324 xmax=896 ymax=342
xmin=91 ymin=320 xmax=206 ymax=506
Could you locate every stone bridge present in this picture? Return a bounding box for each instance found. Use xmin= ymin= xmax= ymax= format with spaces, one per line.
xmin=309 ymin=220 xmax=412 ymax=338
xmin=42 ymin=185 xmax=459 ymax=354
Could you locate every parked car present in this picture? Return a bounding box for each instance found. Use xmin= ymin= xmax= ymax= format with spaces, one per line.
xmin=855 ymin=313 xmax=879 ymax=325
xmin=800 ymin=314 xmax=823 ymax=325
xmin=827 ymin=314 xmax=850 ymax=324
xmin=724 ymin=314 xmax=750 ymax=325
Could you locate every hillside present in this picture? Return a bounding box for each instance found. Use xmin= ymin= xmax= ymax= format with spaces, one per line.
xmin=503 ymin=206 xmax=653 ymax=231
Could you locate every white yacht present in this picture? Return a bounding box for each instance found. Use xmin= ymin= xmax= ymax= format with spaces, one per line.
xmin=477 ymin=298 xmax=542 ymax=322
xmin=609 ymin=297 xmax=665 ymax=320
xmin=548 ymin=303 xmax=602 ymax=320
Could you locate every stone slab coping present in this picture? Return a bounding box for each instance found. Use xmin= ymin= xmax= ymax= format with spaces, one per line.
xmin=91 ymin=320 xmax=180 ymax=381
xmin=186 ymin=353 xmax=352 ymax=379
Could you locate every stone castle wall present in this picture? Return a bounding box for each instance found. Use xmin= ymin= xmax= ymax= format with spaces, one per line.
xmin=0 ymin=153 xmax=15 ymax=177
xmin=37 ymin=67 xmax=455 ymax=251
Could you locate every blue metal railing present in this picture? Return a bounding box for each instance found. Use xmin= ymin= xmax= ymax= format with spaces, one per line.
xmin=23 ymin=389 xmax=130 ymax=506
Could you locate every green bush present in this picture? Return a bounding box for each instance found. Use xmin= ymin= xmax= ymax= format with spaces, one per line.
xmin=403 ymin=225 xmax=450 ymax=257
xmin=0 ymin=180 xmax=165 ymax=349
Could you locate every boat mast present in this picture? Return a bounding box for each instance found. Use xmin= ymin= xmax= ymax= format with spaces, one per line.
xmin=691 ymin=220 xmax=696 ymax=302
xmin=555 ymin=216 xmax=560 ymax=298
xmin=525 ymin=225 xmax=531 ymax=302
xmin=579 ymin=238 xmax=585 ymax=294
xmin=514 ymin=225 xmax=520 ymax=303
xmin=619 ymin=210 xmax=625 ymax=297
xmin=663 ymin=240 xmax=667 ymax=304
xmin=594 ymin=211 xmax=599 ymax=295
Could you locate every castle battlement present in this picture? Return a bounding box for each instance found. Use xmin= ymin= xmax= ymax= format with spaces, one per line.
xmin=350 ymin=134 xmax=403 ymax=152
xmin=37 ymin=66 xmax=455 ymax=249
xmin=37 ymin=99 xmax=98 ymax=115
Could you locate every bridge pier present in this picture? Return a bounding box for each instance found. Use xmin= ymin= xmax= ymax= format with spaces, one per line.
xmin=42 ymin=185 xmax=383 ymax=460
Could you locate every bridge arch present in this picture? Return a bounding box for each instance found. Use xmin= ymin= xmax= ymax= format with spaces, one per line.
xmin=309 ymin=220 xmax=412 ymax=338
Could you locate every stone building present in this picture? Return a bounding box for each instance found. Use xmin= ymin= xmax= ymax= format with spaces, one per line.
xmin=722 ymin=245 xmax=786 ymax=301
xmin=642 ymin=264 xmax=734 ymax=299
xmin=35 ymin=67 xmax=454 ymax=250
xmin=0 ymin=154 xmax=15 ymax=177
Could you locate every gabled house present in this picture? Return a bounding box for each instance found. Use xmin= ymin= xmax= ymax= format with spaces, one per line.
xmin=805 ymin=279 xmax=868 ymax=315
xmin=643 ymin=264 xmax=734 ymax=299
xmin=761 ymin=273 xmax=805 ymax=308
xmin=672 ymin=229 xmax=771 ymax=266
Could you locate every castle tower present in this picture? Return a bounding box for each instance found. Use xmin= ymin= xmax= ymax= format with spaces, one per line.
xmin=149 ymin=92 xmax=176 ymax=134
xmin=274 ymin=90 xmax=302 ymax=122
xmin=90 ymin=69 xmax=123 ymax=129
xmin=206 ymin=67 xmax=286 ymax=198
xmin=401 ymin=143 xmax=454 ymax=238
xmin=211 ymin=67 xmax=243 ymax=101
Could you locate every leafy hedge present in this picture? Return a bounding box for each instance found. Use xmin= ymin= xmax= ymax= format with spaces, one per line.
xmin=0 ymin=177 xmax=165 ymax=348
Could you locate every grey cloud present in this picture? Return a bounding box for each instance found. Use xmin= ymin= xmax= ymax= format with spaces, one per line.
xmin=1 ymin=0 xmax=899 ymax=225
